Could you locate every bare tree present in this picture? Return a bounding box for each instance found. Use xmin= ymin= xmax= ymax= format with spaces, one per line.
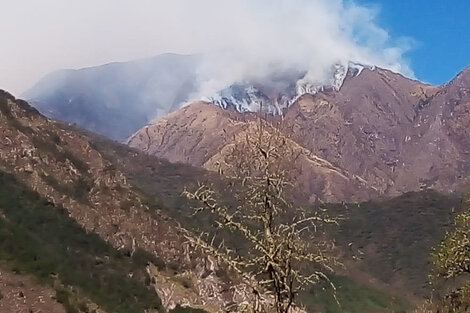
xmin=184 ymin=116 xmax=338 ymax=313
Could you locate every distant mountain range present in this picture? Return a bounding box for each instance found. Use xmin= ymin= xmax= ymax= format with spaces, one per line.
xmin=23 ymin=53 xmax=201 ymax=141
xmin=23 ymin=54 xmax=376 ymax=141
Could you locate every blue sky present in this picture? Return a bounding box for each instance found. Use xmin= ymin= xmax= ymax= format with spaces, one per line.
xmin=359 ymin=0 xmax=470 ymax=84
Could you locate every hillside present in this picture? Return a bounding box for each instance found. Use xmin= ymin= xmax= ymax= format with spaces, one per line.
xmin=127 ymin=101 xmax=375 ymax=203
xmin=1 ymin=88 xmax=467 ymax=312
xmin=128 ymin=66 xmax=470 ymax=202
xmin=90 ymin=116 xmax=463 ymax=310
xmin=332 ymin=190 xmax=463 ymax=299
xmin=0 ymin=90 xmax=246 ymax=312
xmin=0 ymin=170 xmax=163 ymax=313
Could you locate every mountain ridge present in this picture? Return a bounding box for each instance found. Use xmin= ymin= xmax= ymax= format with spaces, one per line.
xmin=128 ymin=65 xmax=470 ymax=202
xmin=23 ymin=53 xmax=423 ymax=142
xmin=0 ymin=90 xmax=249 ymax=312
xmin=1 ymin=87 xmax=466 ymax=312
xmin=23 ymin=54 xmax=201 ymax=141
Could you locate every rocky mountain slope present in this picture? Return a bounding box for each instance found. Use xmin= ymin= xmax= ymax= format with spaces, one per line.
xmin=127 ymin=101 xmax=374 ymax=203
xmin=0 ymin=90 xmax=251 ymax=312
xmin=1 ymin=89 xmax=466 ymax=312
xmin=128 ymin=66 xmax=470 ymax=202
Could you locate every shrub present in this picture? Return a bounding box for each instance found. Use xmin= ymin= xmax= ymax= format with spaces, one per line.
xmin=0 ymin=171 xmax=164 ymax=313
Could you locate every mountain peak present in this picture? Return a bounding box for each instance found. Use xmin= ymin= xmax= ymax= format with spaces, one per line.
xmin=208 ymin=61 xmax=377 ymax=115
xmin=448 ymin=65 xmax=470 ymax=87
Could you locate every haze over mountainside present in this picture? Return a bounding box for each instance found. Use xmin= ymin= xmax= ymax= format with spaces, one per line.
xmin=128 ymin=66 xmax=470 ymax=202
xmin=23 ymin=53 xmax=378 ymax=142
xmin=23 ymin=54 xmax=200 ymax=141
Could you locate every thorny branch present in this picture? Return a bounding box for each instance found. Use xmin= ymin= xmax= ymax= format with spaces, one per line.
xmin=184 ymin=117 xmax=339 ymax=313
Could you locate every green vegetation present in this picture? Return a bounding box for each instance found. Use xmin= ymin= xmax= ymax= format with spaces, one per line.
xmin=0 ymin=170 xmax=164 ymax=313
xmin=301 ymin=276 xmax=408 ymax=313
xmin=329 ymin=190 xmax=462 ymax=296
xmin=429 ymin=196 xmax=470 ymax=312
xmin=170 ymin=306 xmax=209 ymax=313
xmin=40 ymin=172 xmax=93 ymax=204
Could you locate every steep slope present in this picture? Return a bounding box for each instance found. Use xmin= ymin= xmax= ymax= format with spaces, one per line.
xmin=286 ymin=67 xmax=470 ymax=196
xmin=23 ymin=54 xmax=200 ymax=141
xmin=0 ymin=170 xmax=161 ymax=313
xmin=127 ymin=102 xmax=375 ymax=202
xmin=0 ymin=90 xmax=248 ymax=312
xmin=128 ymin=66 xmax=470 ymax=201
xmin=332 ymin=190 xmax=463 ymax=299
xmin=4 ymin=90 xmax=465 ymax=311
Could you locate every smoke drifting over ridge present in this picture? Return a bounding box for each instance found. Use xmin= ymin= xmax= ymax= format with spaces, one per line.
xmin=1 ymin=0 xmax=413 ymax=97
xmin=185 ymin=0 xmax=415 ymax=101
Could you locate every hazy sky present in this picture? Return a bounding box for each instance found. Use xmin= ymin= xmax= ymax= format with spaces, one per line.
xmin=0 ymin=0 xmax=467 ymax=96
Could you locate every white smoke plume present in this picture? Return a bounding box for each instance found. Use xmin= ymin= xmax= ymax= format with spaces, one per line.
xmin=183 ymin=0 xmax=415 ymax=100
xmin=0 ymin=0 xmax=413 ymax=98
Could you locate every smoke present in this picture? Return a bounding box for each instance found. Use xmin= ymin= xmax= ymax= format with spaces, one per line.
xmin=1 ymin=0 xmax=413 ymax=98
xmin=180 ymin=0 xmax=415 ymax=102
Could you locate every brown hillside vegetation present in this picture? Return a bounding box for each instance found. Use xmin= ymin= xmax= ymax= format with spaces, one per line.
xmin=0 ymin=267 xmax=66 ymax=313
xmin=1 ymin=87 xmax=467 ymax=312
xmin=0 ymin=90 xmax=250 ymax=312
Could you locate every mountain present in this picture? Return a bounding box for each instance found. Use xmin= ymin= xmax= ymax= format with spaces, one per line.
xmin=127 ymin=101 xmax=375 ymax=203
xmin=23 ymin=54 xmax=200 ymax=141
xmin=0 ymin=90 xmax=252 ymax=312
xmin=1 ymin=89 xmax=466 ymax=312
xmin=128 ymin=66 xmax=470 ymax=202
xmin=22 ymin=54 xmax=376 ymax=142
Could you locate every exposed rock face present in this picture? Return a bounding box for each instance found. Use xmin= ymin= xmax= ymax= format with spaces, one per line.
xmin=128 ymin=67 xmax=470 ymax=202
